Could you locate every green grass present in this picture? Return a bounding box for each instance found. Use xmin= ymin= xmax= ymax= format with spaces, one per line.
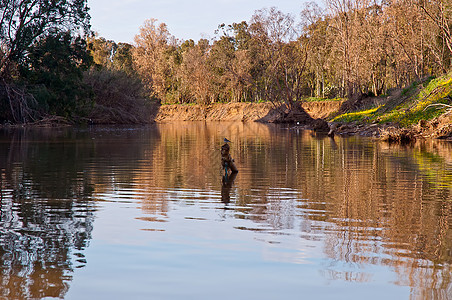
xmin=331 ymin=106 xmax=381 ymax=122
xmin=330 ymin=73 xmax=452 ymax=126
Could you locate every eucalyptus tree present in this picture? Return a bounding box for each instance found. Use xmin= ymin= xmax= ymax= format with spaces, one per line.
xmin=179 ymin=39 xmax=213 ymax=104
xmin=417 ymin=0 xmax=452 ymax=55
xmin=416 ymin=0 xmax=452 ymax=72
xmin=301 ymin=2 xmax=333 ymax=97
xmin=86 ymin=35 xmax=116 ymax=68
xmin=87 ymin=35 xmax=135 ymax=75
xmin=222 ymin=22 xmax=254 ymax=102
xmin=210 ymin=24 xmax=254 ymax=103
xmin=132 ymin=18 xmax=178 ymax=101
xmin=249 ymin=7 xmax=310 ymax=109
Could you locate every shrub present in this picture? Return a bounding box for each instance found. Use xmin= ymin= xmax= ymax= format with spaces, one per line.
xmin=83 ymin=69 xmax=154 ymax=124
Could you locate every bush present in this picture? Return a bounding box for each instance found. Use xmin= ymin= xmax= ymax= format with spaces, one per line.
xmin=83 ymin=69 xmax=154 ymax=124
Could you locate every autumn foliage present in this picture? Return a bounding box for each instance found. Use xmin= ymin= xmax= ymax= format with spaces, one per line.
xmin=2 ymin=0 xmax=452 ymax=124
xmin=128 ymin=1 xmax=452 ymax=108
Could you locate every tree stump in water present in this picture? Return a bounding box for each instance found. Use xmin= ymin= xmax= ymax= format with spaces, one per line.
xmin=221 ymin=143 xmax=238 ymax=174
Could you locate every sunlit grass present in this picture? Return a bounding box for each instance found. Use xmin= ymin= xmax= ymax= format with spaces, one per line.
xmin=331 ymin=106 xmax=381 ymax=122
xmin=330 ymin=72 xmax=452 ymax=126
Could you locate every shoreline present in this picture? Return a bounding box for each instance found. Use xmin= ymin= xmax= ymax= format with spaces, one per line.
xmin=154 ymin=101 xmax=343 ymax=122
xmin=2 ymin=100 xmax=451 ymax=142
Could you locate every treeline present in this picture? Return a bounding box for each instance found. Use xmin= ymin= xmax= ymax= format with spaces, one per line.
xmin=125 ymin=1 xmax=452 ymax=107
xmin=0 ymin=0 xmax=150 ymax=124
xmin=1 ymin=0 xmax=92 ymax=123
xmin=1 ymin=0 xmax=452 ymax=124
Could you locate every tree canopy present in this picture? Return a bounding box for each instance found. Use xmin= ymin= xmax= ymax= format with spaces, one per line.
xmin=0 ymin=0 xmax=90 ymax=79
xmin=129 ymin=1 xmax=452 ymax=107
xmin=2 ymin=0 xmax=452 ymax=124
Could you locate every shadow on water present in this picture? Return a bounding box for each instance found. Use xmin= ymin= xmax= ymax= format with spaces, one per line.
xmin=0 ymin=126 xmax=160 ymax=298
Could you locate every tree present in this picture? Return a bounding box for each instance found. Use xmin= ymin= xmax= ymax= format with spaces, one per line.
xmin=113 ymin=42 xmax=135 ymax=74
xmin=179 ymin=39 xmax=213 ymax=104
xmin=132 ymin=18 xmax=176 ymax=101
xmin=87 ymin=35 xmax=135 ymax=75
xmin=301 ymin=2 xmax=333 ymax=97
xmin=87 ymin=34 xmax=116 ymax=68
xmin=211 ymin=22 xmax=254 ymax=102
xmin=0 ymin=0 xmax=90 ymax=79
xmin=249 ymin=7 xmax=309 ymax=109
xmin=416 ymin=0 xmax=452 ymax=72
xmin=19 ymin=32 xmax=93 ymax=117
xmin=417 ymin=0 xmax=452 ymax=55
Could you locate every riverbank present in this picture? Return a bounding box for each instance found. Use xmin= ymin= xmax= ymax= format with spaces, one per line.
xmin=155 ymin=101 xmax=344 ymax=122
xmin=327 ymin=113 xmax=452 ymax=141
xmin=326 ymin=74 xmax=452 ymax=142
xmin=3 ymin=73 xmax=452 ymax=144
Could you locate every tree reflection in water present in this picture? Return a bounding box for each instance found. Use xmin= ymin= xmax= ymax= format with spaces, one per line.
xmin=0 ymin=123 xmax=451 ymax=299
xmin=0 ymin=128 xmax=96 ymax=298
xmin=133 ymin=122 xmax=452 ymax=299
xmin=0 ymin=126 xmax=160 ymax=298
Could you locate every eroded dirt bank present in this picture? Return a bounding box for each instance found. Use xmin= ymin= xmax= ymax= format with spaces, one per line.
xmin=155 ymin=101 xmax=452 ymax=142
xmin=155 ymin=101 xmax=343 ymax=122
xmin=330 ymin=113 xmax=452 ymax=141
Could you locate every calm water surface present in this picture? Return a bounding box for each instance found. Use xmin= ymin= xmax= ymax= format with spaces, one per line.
xmin=0 ymin=122 xmax=451 ymax=299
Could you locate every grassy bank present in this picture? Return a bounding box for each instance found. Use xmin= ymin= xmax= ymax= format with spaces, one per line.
xmin=331 ymin=73 xmax=452 ymax=126
xmin=327 ymin=72 xmax=452 ymax=141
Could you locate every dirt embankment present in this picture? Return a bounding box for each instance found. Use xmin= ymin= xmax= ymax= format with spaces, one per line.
xmin=301 ymin=101 xmax=344 ymax=119
xmin=155 ymin=101 xmax=343 ymax=122
xmin=331 ymin=113 xmax=452 ymax=141
xmin=155 ymin=102 xmax=273 ymax=122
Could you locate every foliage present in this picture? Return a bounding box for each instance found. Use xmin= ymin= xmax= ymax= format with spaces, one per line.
xmin=4 ymin=0 xmax=452 ymax=124
xmin=132 ymin=18 xmax=176 ymax=101
xmin=0 ymin=0 xmax=92 ymax=124
xmin=87 ymin=34 xmax=135 ymax=74
xmin=0 ymin=0 xmax=90 ymax=79
xmin=18 ymin=32 xmax=93 ymax=118
xmin=127 ymin=1 xmax=452 ymax=109
xmin=83 ymin=68 xmax=152 ymax=124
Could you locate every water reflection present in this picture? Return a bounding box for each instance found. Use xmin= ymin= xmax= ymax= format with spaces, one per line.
xmin=0 ymin=123 xmax=451 ymax=299
xmin=131 ymin=122 xmax=452 ymax=298
xmin=221 ymin=171 xmax=237 ymax=205
xmin=0 ymin=126 xmax=159 ymax=298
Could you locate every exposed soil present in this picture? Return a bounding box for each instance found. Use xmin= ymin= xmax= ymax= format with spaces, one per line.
xmin=156 ymin=101 xmax=343 ymax=125
xmin=155 ymin=100 xmax=452 ymax=141
xmin=155 ymin=102 xmax=274 ymax=122
xmin=4 ymin=96 xmax=450 ymax=142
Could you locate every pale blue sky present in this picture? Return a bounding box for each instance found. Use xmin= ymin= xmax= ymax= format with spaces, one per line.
xmin=87 ymin=0 xmax=316 ymax=44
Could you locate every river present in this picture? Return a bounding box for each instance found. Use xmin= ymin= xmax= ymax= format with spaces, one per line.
xmin=0 ymin=122 xmax=450 ymax=299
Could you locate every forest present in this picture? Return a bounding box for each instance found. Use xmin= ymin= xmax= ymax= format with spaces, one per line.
xmin=1 ymin=0 xmax=451 ymax=124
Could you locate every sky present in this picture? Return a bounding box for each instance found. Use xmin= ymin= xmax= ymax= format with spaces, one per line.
xmin=87 ymin=0 xmax=318 ymax=44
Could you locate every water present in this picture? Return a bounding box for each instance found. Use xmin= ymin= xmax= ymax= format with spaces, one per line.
xmin=0 ymin=122 xmax=451 ymax=299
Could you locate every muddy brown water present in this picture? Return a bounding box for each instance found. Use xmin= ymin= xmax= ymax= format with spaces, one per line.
xmin=0 ymin=122 xmax=451 ymax=299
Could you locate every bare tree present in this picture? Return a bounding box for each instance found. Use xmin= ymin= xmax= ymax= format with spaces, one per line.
xmin=417 ymin=0 xmax=452 ymax=55
xmin=179 ymin=39 xmax=213 ymax=104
